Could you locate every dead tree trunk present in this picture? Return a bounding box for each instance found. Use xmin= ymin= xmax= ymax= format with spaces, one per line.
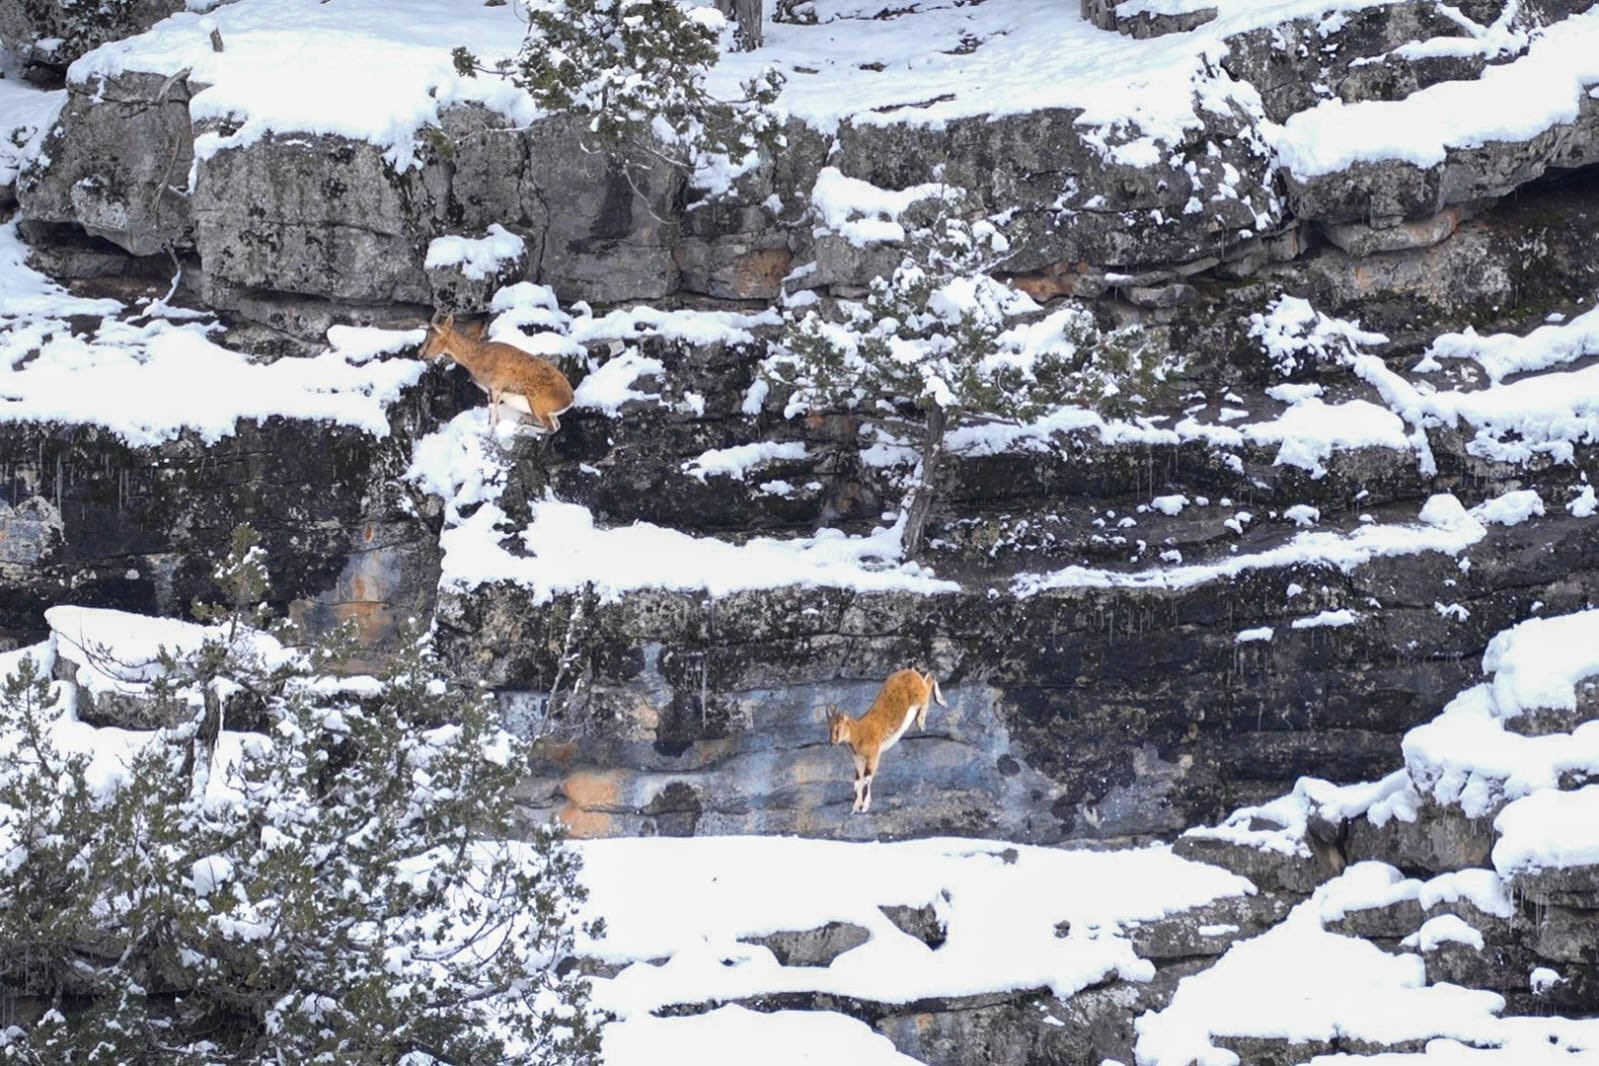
xmin=900 ymin=402 xmax=946 ymax=561
xmin=717 ymin=0 xmax=763 ymax=50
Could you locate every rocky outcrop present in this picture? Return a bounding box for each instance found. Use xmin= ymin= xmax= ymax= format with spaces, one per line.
xmin=15 ymin=0 xmax=1599 ymax=333
xmin=0 ymin=394 xmax=449 ymax=655
xmin=0 ymin=0 xmax=184 ymax=69
xmin=17 ymin=71 xmax=194 ymax=256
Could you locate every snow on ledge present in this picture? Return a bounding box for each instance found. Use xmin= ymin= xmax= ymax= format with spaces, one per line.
xmin=1493 ymin=785 xmax=1599 ymax=875
xmin=437 ymin=499 xmax=955 ymax=601
xmin=1272 ymin=9 xmax=1599 ymax=178
xmin=424 ymin=224 xmax=525 ymax=279
xmin=682 ymin=441 xmax=809 ymax=482
xmin=1014 ymin=495 xmax=1486 ymax=595
xmin=605 ymin=1007 xmax=920 ymax=1066
xmin=575 ymin=836 xmax=1252 ymax=1017
xmin=1480 ymin=608 xmax=1599 ymax=719
xmin=0 ymin=223 xmax=425 ymax=444
xmin=1403 ymin=609 xmax=1599 ymax=817
xmin=810 ymin=167 xmax=948 ymax=247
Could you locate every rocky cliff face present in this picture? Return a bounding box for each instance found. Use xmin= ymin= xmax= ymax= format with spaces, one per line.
xmin=7 ymin=0 xmax=1599 ymax=1059
xmin=2 ymin=0 xmax=1598 ymax=844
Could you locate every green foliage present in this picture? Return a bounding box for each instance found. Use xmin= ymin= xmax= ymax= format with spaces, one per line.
xmin=764 ymin=194 xmax=1172 ymax=555
xmin=454 ymin=0 xmax=783 ymax=167
xmin=0 ymin=527 xmax=599 ymax=1065
xmin=768 ymin=197 xmax=1164 ymax=428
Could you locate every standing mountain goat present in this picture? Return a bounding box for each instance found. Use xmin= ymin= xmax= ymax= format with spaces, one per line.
xmin=826 ymin=669 xmax=947 ymax=814
xmin=420 ymin=311 xmax=574 ymax=434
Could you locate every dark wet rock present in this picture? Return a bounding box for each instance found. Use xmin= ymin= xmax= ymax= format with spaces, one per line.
xmin=879 ymin=902 xmax=947 ymax=949
xmin=1126 ymin=892 xmax=1292 ymax=960
xmin=1325 ymin=895 xmax=1425 ymax=941
xmin=1170 ymin=834 xmax=1327 ymax=895
xmin=442 ymin=493 xmax=1599 ymax=845
xmin=742 ymin=922 xmax=871 ymax=967
xmin=1215 ymin=1034 xmax=1427 ymax=1062
xmin=1344 ymin=804 xmax=1496 ymax=876
xmin=0 ymin=411 xmax=442 ymax=656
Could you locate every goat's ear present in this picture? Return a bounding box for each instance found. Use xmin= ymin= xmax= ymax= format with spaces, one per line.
xmin=429 ymin=309 xmax=446 ymax=328
xmin=464 ymin=320 xmax=486 ymax=340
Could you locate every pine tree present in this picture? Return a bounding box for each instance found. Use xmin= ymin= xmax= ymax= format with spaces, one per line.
xmin=453 ymin=0 xmax=782 ymax=170
xmin=0 ymin=528 xmax=600 ymax=1065
xmin=765 ymin=195 xmax=1168 ymax=559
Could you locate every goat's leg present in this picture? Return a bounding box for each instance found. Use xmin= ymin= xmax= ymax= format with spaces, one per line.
xmin=861 ymin=751 xmax=881 ymax=813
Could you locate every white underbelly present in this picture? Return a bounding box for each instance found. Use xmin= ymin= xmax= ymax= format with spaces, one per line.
xmin=499 ymin=392 xmax=534 ymax=416
xmin=879 ymin=703 xmax=920 ymax=753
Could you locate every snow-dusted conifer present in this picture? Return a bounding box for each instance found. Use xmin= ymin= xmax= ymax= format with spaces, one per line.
xmin=766 ymin=195 xmax=1166 ymax=558
xmin=0 ymin=527 xmax=599 ymax=1065
xmin=453 ymin=0 xmax=782 ymax=169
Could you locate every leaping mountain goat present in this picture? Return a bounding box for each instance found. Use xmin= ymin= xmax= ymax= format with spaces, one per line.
xmin=826 ymin=668 xmax=947 ymax=814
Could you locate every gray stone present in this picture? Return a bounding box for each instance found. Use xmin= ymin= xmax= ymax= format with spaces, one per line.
xmin=193 ymin=132 xmax=435 ymax=306
xmin=18 ymin=71 xmax=194 ymax=256
xmin=524 ymin=115 xmax=683 ymax=303
xmin=1284 ymin=94 xmax=1599 ymax=227
xmin=1345 ymin=803 xmax=1496 ymax=876
xmin=1503 ymin=677 xmax=1599 ymax=737
xmin=1320 ymin=203 xmax=1483 ymax=258
xmin=810 ymin=232 xmax=906 ymax=294
xmin=876 ymin=961 xmax=1208 ymax=1066
xmin=829 ymin=106 xmax=1279 ymax=286
xmin=1116 ymin=6 xmax=1217 ymax=38
xmin=1326 ymin=896 xmax=1425 ymax=941
xmin=1128 ymin=892 xmax=1293 ymax=960
xmin=1220 ymin=1 xmax=1477 ymax=124
xmin=0 ymin=494 xmax=62 ymax=572
xmin=1422 ymin=928 xmax=1543 ymax=993
xmin=879 ymin=902 xmax=946 ymax=949
xmin=1508 ymin=863 xmax=1599 ymax=909
xmin=743 ymin=922 xmax=871 ymax=967
xmin=1124 ymin=282 xmax=1197 ymax=309
xmin=1336 ymin=52 xmax=1486 ymax=107
xmin=1528 ymin=904 xmax=1599 ymax=963
xmin=675 ymin=118 xmax=825 ymax=301
xmin=1170 ymin=834 xmax=1328 ymax=894
xmin=1216 ymin=1035 xmax=1427 ymax=1062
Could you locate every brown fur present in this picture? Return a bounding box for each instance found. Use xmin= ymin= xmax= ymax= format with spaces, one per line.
xmin=420 ymin=311 xmax=574 ymax=433
xmin=826 ymin=668 xmax=947 ymax=814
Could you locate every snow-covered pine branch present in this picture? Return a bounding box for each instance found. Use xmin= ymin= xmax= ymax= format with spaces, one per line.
xmin=765 ymin=194 xmax=1175 ymax=558
xmin=452 ymin=0 xmax=783 ymax=172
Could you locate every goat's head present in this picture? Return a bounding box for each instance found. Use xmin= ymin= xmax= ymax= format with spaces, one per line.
xmin=825 ymin=705 xmax=851 ymax=745
xmin=420 ymin=310 xmax=456 ymax=360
